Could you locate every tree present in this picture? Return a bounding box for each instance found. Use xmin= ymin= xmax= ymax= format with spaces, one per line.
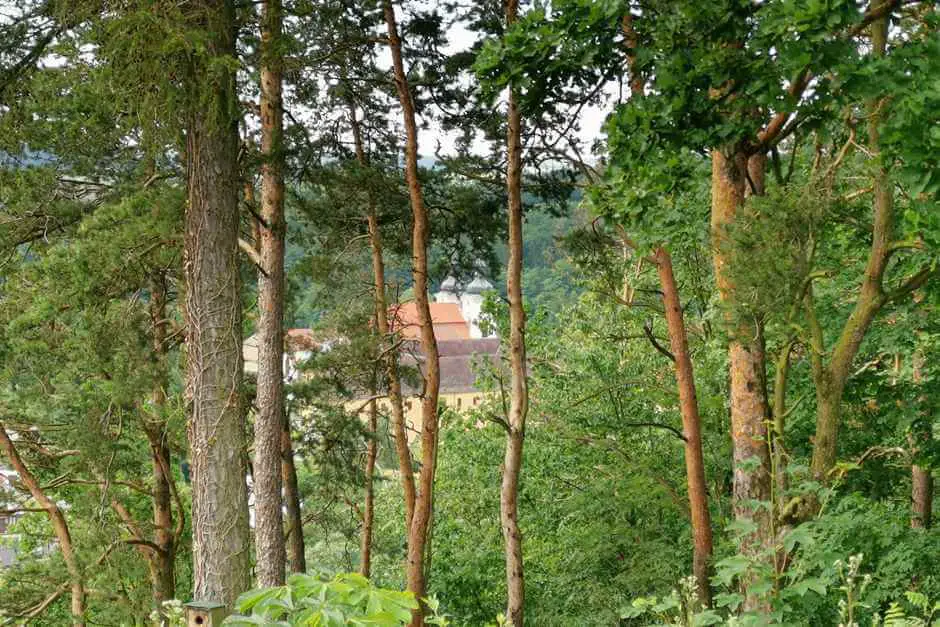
xmin=499 ymin=0 xmax=529 ymax=623
xmin=0 ymin=424 xmax=84 ymax=623
xmin=653 ymin=247 xmax=714 ymax=605
xmin=383 ymin=2 xmax=442 ymax=621
xmin=253 ymin=0 xmax=288 ymax=587
xmin=182 ymin=0 xmax=251 ymax=606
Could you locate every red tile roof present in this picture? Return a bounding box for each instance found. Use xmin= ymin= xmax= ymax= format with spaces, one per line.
xmin=389 ymin=302 xmax=470 ymax=340
xmin=285 ymin=328 xmax=320 ymax=351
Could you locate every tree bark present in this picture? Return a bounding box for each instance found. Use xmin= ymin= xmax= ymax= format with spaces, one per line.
xmin=183 ymin=0 xmax=251 ymax=607
xmin=711 ymin=148 xmax=773 ymax=611
xmin=500 ymin=0 xmax=527 ymax=623
xmin=809 ymin=6 xmax=894 ymax=483
xmin=623 ymin=12 xmax=714 ymax=606
xmin=911 ymin=353 xmax=933 ymax=529
xmin=771 ymin=341 xmax=793 ymax=514
xmin=350 ymin=97 xmax=416 ymax=530
xmin=147 ymin=271 xmax=177 ymax=606
xmin=361 ymin=397 xmax=379 ymax=577
xmin=912 ymin=465 xmax=933 ymax=529
xmin=253 ymin=0 xmax=288 ymax=588
xmin=383 ymin=3 xmax=441 ymax=623
xmin=282 ymin=414 xmax=306 ymax=573
xmin=653 ymin=246 xmax=713 ymax=606
xmin=0 ymin=423 xmax=84 ymax=624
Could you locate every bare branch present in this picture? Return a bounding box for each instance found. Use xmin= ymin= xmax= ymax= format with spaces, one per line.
xmin=643 ymin=319 xmax=676 ymax=363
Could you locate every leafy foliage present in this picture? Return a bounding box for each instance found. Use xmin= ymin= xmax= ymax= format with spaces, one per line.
xmin=224 ymin=573 xmax=446 ymax=626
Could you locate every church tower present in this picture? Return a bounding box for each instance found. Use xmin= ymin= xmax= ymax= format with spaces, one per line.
xmin=433 ymin=269 xmax=495 ymax=339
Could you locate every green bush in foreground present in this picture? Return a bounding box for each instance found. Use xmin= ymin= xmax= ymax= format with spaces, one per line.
xmin=221 ymin=572 xmax=448 ymax=626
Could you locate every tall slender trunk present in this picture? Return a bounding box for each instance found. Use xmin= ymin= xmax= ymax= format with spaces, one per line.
xmin=383 ymin=3 xmax=441 ymax=622
xmin=653 ymin=246 xmax=713 ymax=606
xmin=257 ymin=162 xmax=303 ymax=572
xmin=0 ymin=424 xmax=84 ymax=624
xmin=281 ymin=414 xmax=306 ymax=573
xmin=501 ymin=0 xmax=527 ymax=622
xmin=183 ymin=0 xmax=251 ymax=606
xmin=711 ymin=148 xmax=773 ymax=611
xmin=622 ymin=12 xmax=713 ymax=606
xmin=911 ymin=353 xmax=933 ymax=529
xmin=771 ymin=341 xmax=793 ymax=516
xmin=361 ymin=396 xmax=379 ymax=577
xmin=253 ymin=0 xmax=287 ymax=587
xmin=148 ymin=271 xmax=176 ymax=605
xmin=350 ymin=97 xmax=416 ymax=529
xmin=367 ymin=210 xmax=416 ymax=528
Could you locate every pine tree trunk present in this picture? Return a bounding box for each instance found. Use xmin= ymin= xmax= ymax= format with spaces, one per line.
xmin=711 ymin=148 xmax=773 ymax=611
xmin=282 ymin=415 xmax=307 ymax=573
xmin=623 ymin=11 xmax=714 ymax=606
xmin=383 ymin=3 xmax=441 ymax=622
xmin=253 ymin=0 xmax=287 ymax=587
xmin=149 ymin=439 xmax=176 ymax=605
xmin=148 ymin=271 xmax=176 ymax=606
xmin=368 ymin=210 xmax=416 ymax=528
xmin=912 ymin=465 xmax=933 ymax=529
xmin=0 ymin=424 xmax=85 ymax=624
xmin=361 ymin=397 xmax=378 ymax=577
xmin=352 ymin=97 xmax=416 ymax=530
xmin=501 ymin=0 xmax=527 ymax=621
xmin=654 ymin=246 xmax=713 ymax=606
xmin=183 ymin=0 xmax=251 ymax=607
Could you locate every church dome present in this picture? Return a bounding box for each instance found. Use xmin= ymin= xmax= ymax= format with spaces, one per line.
xmin=439 ymin=275 xmax=459 ymax=292
xmin=464 ymin=276 xmax=493 ymax=294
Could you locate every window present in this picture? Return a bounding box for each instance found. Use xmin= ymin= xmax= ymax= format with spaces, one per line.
xmin=457 ymin=397 xmax=462 ymax=409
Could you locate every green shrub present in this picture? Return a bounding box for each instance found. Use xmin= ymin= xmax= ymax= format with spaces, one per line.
xmin=222 ymin=572 xmax=448 ymax=626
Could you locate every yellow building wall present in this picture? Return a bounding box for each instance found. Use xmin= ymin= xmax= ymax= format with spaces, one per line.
xmin=346 ymin=391 xmax=487 ymax=442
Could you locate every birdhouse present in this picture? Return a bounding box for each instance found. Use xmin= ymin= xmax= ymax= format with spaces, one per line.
xmin=184 ymin=600 xmax=228 ymax=626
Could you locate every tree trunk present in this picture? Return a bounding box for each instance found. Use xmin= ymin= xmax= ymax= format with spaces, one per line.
xmin=383 ymin=3 xmax=441 ymax=623
xmin=183 ymin=0 xmax=251 ymax=607
xmin=282 ymin=414 xmax=306 ymax=573
xmin=0 ymin=423 xmax=85 ymax=624
xmin=912 ymin=465 xmax=933 ymax=529
xmin=351 ymin=97 xmax=416 ymax=530
xmin=911 ymin=353 xmax=932 ymax=529
xmin=771 ymin=341 xmax=793 ymax=517
xmin=148 ymin=271 xmax=176 ymax=606
xmin=809 ymin=7 xmax=893 ymax=483
xmin=711 ymin=148 xmax=773 ymax=611
xmin=501 ymin=0 xmax=527 ymax=622
xmin=148 ymin=434 xmax=177 ymax=605
xmin=253 ymin=0 xmax=287 ymax=588
xmin=361 ymin=397 xmax=378 ymax=577
xmin=653 ymin=246 xmax=713 ymax=606
xmin=367 ymin=210 xmax=416 ymax=528
xmin=623 ymin=12 xmax=713 ymax=606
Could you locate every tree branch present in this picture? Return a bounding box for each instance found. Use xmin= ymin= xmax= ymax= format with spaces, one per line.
xmin=238 ymin=237 xmax=268 ymax=276
xmin=621 ymin=421 xmax=687 ymax=442
xmin=885 ymin=265 xmax=936 ymax=303
xmin=643 ymin=319 xmax=676 ymax=362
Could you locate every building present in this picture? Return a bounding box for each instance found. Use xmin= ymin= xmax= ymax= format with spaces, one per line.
xmin=0 ymin=468 xmax=19 ymax=568
xmin=242 ymin=273 xmax=500 ymax=437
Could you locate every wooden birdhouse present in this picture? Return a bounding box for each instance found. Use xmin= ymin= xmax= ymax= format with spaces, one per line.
xmin=184 ymin=600 xmax=228 ymax=626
